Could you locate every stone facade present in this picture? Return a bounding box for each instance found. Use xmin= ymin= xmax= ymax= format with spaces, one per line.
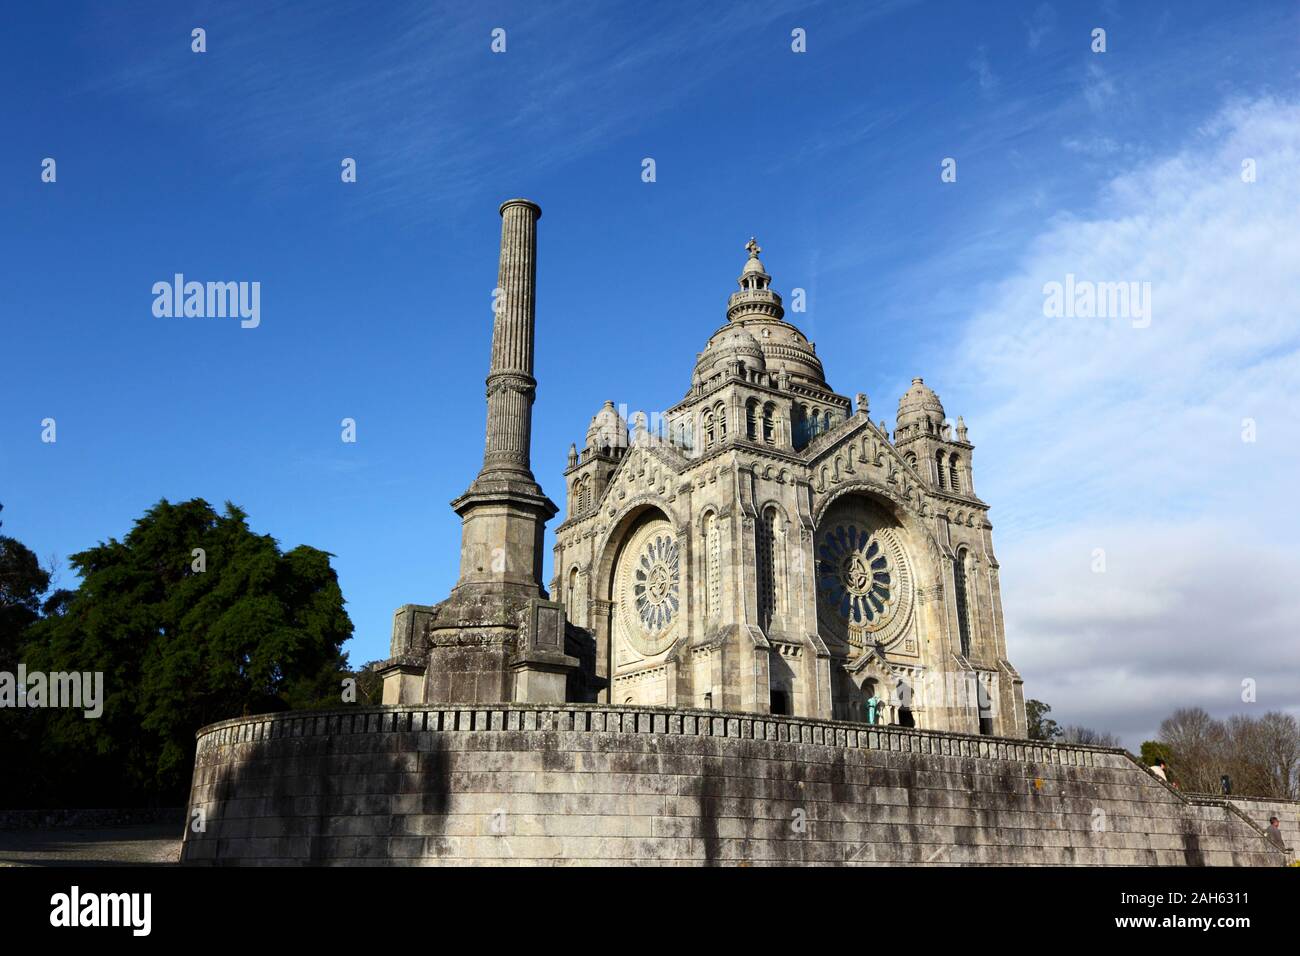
xmin=180 ymin=704 xmax=1287 ymax=867
xmin=554 ymin=240 xmax=1023 ymax=735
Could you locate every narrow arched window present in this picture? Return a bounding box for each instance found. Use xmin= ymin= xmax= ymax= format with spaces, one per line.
xmin=567 ymin=566 xmax=579 ymax=617
xmin=954 ymin=548 xmax=972 ymax=658
xmin=935 ymin=450 xmax=947 ymax=490
xmin=717 ymin=403 xmax=727 ymax=440
xmin=762 ymin=403 xmax=776 ymax=444
xmin=823 ymin=411 xmax=832 ymax=433
xmin=949 ymin=454 xmax=961 ymax=492
xmin=756 ymin=507 xmax=778 ymax=633
xmin=703 ymin=409 xmax=715 ymax=448
xmin=705 ymin=512 xmax=721 ymax=621
xmin=746 ymin=400 xmax=758 ymax=441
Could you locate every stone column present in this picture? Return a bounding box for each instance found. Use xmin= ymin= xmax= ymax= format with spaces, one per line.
xmin=452 ymin=199 xmax=556 ymax=594
xmin=377 ymin=197 xmax=577 ymax=707
xmin=480 ymin=199 xmax=541 ymax=482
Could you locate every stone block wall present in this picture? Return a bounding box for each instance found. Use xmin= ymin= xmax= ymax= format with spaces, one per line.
xmin=181 ymin=705 xmax=1288 ymax=866
xmin=1188 ymin=794 xmax=1299 ymax=862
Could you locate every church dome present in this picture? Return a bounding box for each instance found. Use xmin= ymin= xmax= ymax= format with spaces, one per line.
xmin=585 ymin=400 xmax=628 ymax=451
xmin=712 ymin=237 xmax=828 ymax=389
xmin=693 ymin=325 xmax=766 ymax=383
xmin=896 ymin=377 xmax=947 ymax=436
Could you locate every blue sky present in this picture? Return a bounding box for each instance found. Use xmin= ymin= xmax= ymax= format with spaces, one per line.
xmin=3 ymin=1 xmax=1299 ymax=746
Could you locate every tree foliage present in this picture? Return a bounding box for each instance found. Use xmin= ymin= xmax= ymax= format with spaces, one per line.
xmin=1157 ymin=706 xmax=1300 ymax=798
xmin=0 ymin=532 xmax=50 ymax=672
xmin=11 ymin=498 xmax=354 ymax=807
xmin=1025 ymin=698 xmax=1062 ymax=741
xmin=1140 ymin=740 xmax=1173 ymax=768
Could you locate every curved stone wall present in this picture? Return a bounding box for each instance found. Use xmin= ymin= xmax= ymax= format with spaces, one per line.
xmin=181 ymin=705 xmax=1287 ymax=866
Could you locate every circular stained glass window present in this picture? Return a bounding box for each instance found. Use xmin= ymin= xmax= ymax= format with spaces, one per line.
xmin=616 ymin=520 xmax=682 ymax=657
xmin=633 ymin=533 xmax=680 ymax=633
xmin=818 ymin=526 xmax=895 ymax=624
xmin=814 ymin=505 xmax=914 ymax=650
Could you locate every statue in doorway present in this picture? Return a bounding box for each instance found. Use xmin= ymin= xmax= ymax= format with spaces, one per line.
xmin=866 ymin=694 xmax=883 ymax=725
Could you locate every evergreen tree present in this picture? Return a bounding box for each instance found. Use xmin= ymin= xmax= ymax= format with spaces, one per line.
xmin=16 ymin=499 xmax=353 ymax=807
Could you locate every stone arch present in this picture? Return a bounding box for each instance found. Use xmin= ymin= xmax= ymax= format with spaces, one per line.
xmin=566 ymin=564 xmax=584 ymax=627
xmin=812 ymin=484 xmax=947 ymax=724
xmin=594 ymin=499 xmax=683 ymax=707
xmin=594 ymin=498 xmax=676 ymax=603
xmin=843 ymin=657 xmax=894 ymax=724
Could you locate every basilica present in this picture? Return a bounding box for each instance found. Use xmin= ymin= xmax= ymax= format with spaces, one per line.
xmin=379 ymin=200 xmax=1026 ymax=739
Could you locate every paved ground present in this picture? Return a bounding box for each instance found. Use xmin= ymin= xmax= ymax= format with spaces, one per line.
xmin=0 ymin=824 xmax=182 ymax=866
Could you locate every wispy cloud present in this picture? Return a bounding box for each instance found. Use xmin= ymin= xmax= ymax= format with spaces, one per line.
xmin=969 ymin=45 xmax=999 ymax=95
xmin=1083 ymin=60 xmax=1117 ymax=113
xmin=940 ymin=96 xmax=1300 ymax=744
xmin=74 ymin=0 xmax=916 ymax=218
xmin=1025 ymin=3 xmax=1056 ymax=52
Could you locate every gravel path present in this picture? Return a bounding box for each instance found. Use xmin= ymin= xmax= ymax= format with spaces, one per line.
xmin=0 ymin=824 xmax=182 ymax=866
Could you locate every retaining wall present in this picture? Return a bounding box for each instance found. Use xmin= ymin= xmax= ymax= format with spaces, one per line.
xmin=181 ymin=705 xmax=1289 ymax=866
xmin=1188 ymin=793 xmax=1299 ymax=862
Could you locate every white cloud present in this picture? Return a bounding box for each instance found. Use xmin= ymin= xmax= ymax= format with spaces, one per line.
xmin=945 ymin=97 xmax=1300 ymax=746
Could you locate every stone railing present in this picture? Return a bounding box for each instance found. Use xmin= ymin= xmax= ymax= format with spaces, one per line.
xmin=196 ymin=702 xmax=1126 ymax=771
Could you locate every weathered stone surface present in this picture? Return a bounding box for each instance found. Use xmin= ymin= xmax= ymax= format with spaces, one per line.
xmin=182 ymin=705 xmax=1287 ymax=867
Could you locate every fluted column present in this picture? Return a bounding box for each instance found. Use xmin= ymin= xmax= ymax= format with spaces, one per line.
xmin=480 ymin=198 xmax=540 ymax=479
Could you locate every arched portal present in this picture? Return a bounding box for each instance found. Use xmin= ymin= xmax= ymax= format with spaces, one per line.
xmin=604 ymin=509 xmax=682 ymax=705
